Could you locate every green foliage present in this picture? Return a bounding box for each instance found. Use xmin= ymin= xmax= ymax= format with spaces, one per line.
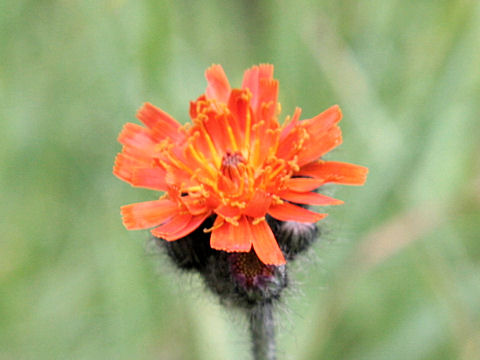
xmin=1 ymin=0 xmax=479 ymax=359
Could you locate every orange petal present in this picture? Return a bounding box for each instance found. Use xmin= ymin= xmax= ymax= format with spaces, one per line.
xmin=205 ymin=64 xmax=231 ymax=103
xmin=189 ymin=95 xmax=207 ymax=119
xmin=215 ymin=203 xmax=242 ymax=219
xmin=131 ymin=167 xmax=168 ymax=191
xmin=202 ymin=112 xmax=232 ymax=153
xmin=164 ymin=166 xmax=196 ymax=189
xmin=297 ymin=125 xmax=342 ymax=166
xmin=121 ymin=199 xmax=178 ymax=230
xmin=243 ymin=190 xmax=272 ymax=218
xmin=279 ymin=190 xmax=344 ymax=206
xmin=242 ymin=64 xmax=274 ymax=110
xmin=257 ymin=64 xmax=274 ymax=79
xmin=256 ymin=78 xmax=279 ymax=120
xmin=118 ymin=123 xmax=158 ymax=154
xmin=153 ymin=212 xmax=211 ymax=241
xmin=276 ymin=125 xmax=305 ymax=160
xmin=285 ymin=177 xmax=326 ymax=192
xmin=151 ymin=213 xmax=192 ymax=239
xmin=297 ymin=161 xmax=368 ymax=186
xmin=241 ymin=65 xmax=259 ymax=98
xmin=181 ymin=195 xmax=209 ymax=216
xmin=113 ymin=152 xmax=150 ymax=184
xmin=182 ymin=140 xmax=221 ymax=185
xmin=251 ymin=117 xmax=281 ymax=167
xmin=136 ymin=103 xmax=182 ymax=142
xmin=250 ymin=219 xmax=285 ymax=265
xmin=268 ymin=202 xmax=327 ymax=223
xmin=302 ymin=105 xmax=342 ymax=136
xmin=227 ymin=89 xmax=249 ymax=134
xmin=280 ymin=107 xmax=302 ymax=141
xmin=210 ymin=216 xmax=252 ymax=252
xmin=121 ymin=143 xmax=156 ymax=163
xmin=294 ymin=106 xmax=343 ymax=166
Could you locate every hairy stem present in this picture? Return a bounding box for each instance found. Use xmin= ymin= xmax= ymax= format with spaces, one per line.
xmin=249 ymin=302 xmax=276 ymax=360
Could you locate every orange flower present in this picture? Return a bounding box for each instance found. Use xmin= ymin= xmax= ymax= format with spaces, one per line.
xmin=114 ymin=64 xmax=367 ymax=265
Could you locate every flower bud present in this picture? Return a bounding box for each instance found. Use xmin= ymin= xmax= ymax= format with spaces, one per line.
xmin=155 ymin=216 xmax=288 ymax=308
xmin=267 ymin=212 xmax=319 ymax=261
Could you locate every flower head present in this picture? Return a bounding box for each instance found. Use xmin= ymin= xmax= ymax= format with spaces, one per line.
xmin=114 ymin=64 xmax=367 ymax=265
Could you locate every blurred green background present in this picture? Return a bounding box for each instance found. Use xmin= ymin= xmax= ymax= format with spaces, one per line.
xmin=1 ymin=0 xmax=480 ymax=359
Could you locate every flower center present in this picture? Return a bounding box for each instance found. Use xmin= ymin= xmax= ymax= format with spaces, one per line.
xmin=217 ymin=151 xmax=250 ymax=198
xmin=220 ymin=151 xmax=246 ymax=180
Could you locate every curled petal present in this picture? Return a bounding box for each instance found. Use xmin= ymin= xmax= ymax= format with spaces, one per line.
xmin=121 ymin=199 xmax=178 ymax=230
xmin=279 ymin=190 xmax=344 ymax=206
xmin=210 ymin=216 xmax=252 ymax=252
xmin=153 ymin=212 xmax=211 ymax=241
xmin=297 ymin=161 xmax=368 ymax=186
xmin=151 ymin=213 xmax=192 ymax=239
xmin=205 ymin=64 xmax=231 ymax=103
xmin=268 ymin=202 xmax=327 ymax=223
